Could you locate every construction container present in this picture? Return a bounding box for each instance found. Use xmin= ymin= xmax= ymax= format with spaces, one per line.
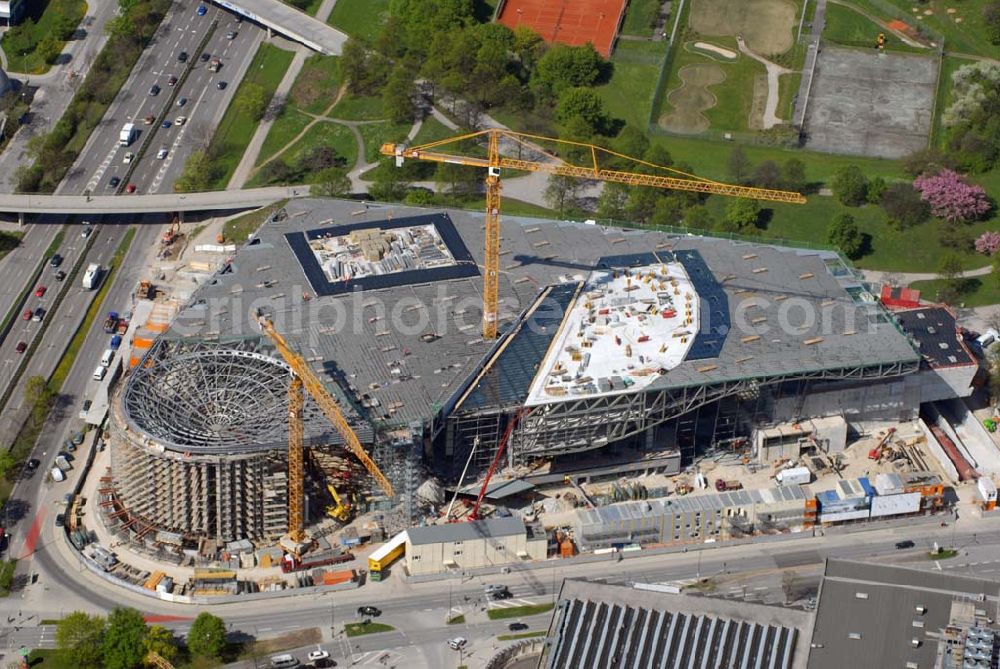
xmin=317 ymin=569 xmax=355 ymax=586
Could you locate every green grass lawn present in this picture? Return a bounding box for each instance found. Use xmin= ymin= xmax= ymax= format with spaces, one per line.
xmin=256 ymin=108 xmax=312 ymax=166
xmin=0 ymin=560 xmax=15 ymax=597
xmin=447 ymin=614 xmax=465 ymax=625
xmin=223 ymin=200 xmax=288 ymax=242
xmin=207 ymin=43 xmax=295 ymax=188
xmin=344 ymin=622 xmax=394 ymax=637
xmin=328 ymin=0 xmax=390 ymax=42
xmin=27 ymin=649 xmax=76 ymax=668
xmin=596 ymin=40 xmax=667 ymax=130
xmin=330 ymin=94 xmax=387 ymax=121
xmin=487 ymin=603 xmax=554 ymax=620
xmin=497 ymin=630 xmax=547 ymax=641
xmin=281 ymin=0 xmax=323 ymax=15
xmin=928 ymin=548 xmax=959 ymax=560
xmin=910 ymin=276 xmax=1000 ymax=308
xmin=358 ymin=121 xmax=410 ymax=163
xmin=776 ymin=72 xmax=802 ymax=123
xmin=621 ymin=0 xmax=660 ymax=36
xmin=1 ymin=0 xmax=87 ymax=74
xmin=822 ymin=2 xmax=925 ymax=52
xmin=285 ymin=120 xmax=358 ymax=170
xmin=853 ymin=0 xmax=995 ymax=56
xmin=412 ymin=116 xmax=456 ymax=146
xmin=289 ymin=54 xmax=342 ymax=115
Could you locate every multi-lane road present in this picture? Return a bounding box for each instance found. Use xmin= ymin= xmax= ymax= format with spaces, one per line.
xmin=62 ymin=1 xmax=264 ymax=197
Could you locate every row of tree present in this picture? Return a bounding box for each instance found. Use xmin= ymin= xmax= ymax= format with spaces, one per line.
xmin=56 ymin=609 xmax=226 ymax=669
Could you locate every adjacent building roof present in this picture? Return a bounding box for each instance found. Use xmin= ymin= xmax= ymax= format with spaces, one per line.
xmin=405 ymin=517 xmax=526 ymax=546
xmin=808 ymin=559 xmax=1000 ymax=669
xmin=543 ymin=579 xmax=811 ymax=669
xmin=894 ymin=306 xmax=976 ymax=368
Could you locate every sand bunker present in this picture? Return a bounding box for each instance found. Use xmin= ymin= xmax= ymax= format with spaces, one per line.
xmin=691 ymin=41 xmax=737 ymax=60
xmin=660 ymin=63 xmax=727 ymax=134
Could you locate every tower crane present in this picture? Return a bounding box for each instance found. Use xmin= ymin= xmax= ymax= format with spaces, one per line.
xmin=382 ymin=129 xmax=807 ymax=340
xmin=257 ymin=314 xmax=394 ymax=545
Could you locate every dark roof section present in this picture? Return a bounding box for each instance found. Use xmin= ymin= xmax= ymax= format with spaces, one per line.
xmin=808 ymin=558 xmax=1000 ymax=669
xmin=450 ymin=281 xmax=582 ymax=414
xmin=894 ymin=306 xmax=975 ymax=368
xmin=674 ymin=248 xmax=731 ymax=360
xmin=285 ymin=212 xmax=478 ymax=297
xmin=405 ymin=517 xmax=526 ymax=546
xmin=546 ymin=580 xmax=807 ymax=669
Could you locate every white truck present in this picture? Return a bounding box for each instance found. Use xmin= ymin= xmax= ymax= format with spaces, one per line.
xmin=82 ymin=263 xmax=101 ymax=290
xmin=119 ymin=122 xmax=137 ymax=147
xmin=775 ymin=466 xmax=811 ymax=486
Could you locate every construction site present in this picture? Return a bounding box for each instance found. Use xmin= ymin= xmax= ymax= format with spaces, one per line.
xmin=66 ymin=132 xmax=1000 ymax=595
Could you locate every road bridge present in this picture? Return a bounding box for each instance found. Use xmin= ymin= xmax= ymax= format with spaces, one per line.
xmin=213 ymin=0 xmax=348 ymax=54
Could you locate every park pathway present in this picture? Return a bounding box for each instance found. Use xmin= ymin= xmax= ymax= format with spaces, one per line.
xmin=862 ymin=265 xmax=995 ymax=287
xmin=736 ymin=36 xmax=794 ymax=129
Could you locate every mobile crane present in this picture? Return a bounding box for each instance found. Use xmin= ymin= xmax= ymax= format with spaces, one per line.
xmin=382 ymin=129 xmax=806 ymax=340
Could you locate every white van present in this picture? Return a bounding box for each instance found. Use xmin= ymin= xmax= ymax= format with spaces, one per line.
xmin=101 ymin=348 xmax=114 ymax=368
xmin=51 ymin=467 xmax=66 ymax=482
xmin=269 ymin=655 xmax=300 ymax=668
xmin=93 ymin=365 xmax=107 ymax=381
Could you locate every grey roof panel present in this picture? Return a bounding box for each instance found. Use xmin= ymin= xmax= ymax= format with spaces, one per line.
xmin=405 ymin=517 xmax=525 ymax=546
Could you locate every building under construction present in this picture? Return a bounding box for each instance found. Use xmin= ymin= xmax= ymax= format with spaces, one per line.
xmin=108 ymin=199 xmax=933 ymax=543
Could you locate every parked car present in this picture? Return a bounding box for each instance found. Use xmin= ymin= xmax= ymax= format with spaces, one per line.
xmin=109 ymin=176 xmax=121 ymax=188
xmin=178 ymin=51 xmax=188 ymax=62
xmin=357 ymin=606 xmax=381 ymax=617
xmin=49 ymin=253 xmax=63 ymax=267
xmin=55 ymin=514 xmax=65 ymax=527
xmin=15 ymin=341 xmax=27 ymax=354
xmin=34 ymin=285 xmax=46 ymax=297
xmin=447 ymin=637 xmax=467 ymax=650
xmin=508 ymin=622 xmax=528 ymax=632
xmin=306 ymin=650 xmax=330 ymax=662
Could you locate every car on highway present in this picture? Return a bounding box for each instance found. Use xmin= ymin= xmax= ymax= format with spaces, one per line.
xmin=896 ymin=540 xmax=915 ymax=549
xmin=216 ymin=81 xmax=227 ymax=90
xmin=175 ymin=115 xmax=187 ymax=125
xmin=306 ymin=651 xmax=329 ymax=662
xmin=55 ymin=514 xmax=64 ymax=527
xmin=226 ymin=30 xmax=237 ymax=39
xmin=15 ymin=341 xmax=27 ymax=354
xmin=268 ymin=655 xmax=300 ymax=668
xmin=82 ymin=227 xmax=92 ymax=238
xmin=49 ymin=253 xmax=63 ymax=267
xmin=32 ymin=307 xmax=45 ymax=322
xmin=123 ymin=152 xmax=135 ymax=163
xmin=55 ymin=270 xmax=66 ymax=282
xmin=27 ymin=458 xmax=39 ymax=470
xmin=34 ymin=285 xmax=46 ymax=297
xmin=149 ymin=84 xmax=160 ymax=96
xmin=161 ymin=120 xmax=172 ymax=129
xmin=109 ymin=176 xmax=121 ymax=188
xmin=168 ymin=75 xmax=178 ymax=86
xmin=126 ymin=183 xmax=136 ymax=193
xmin=196 ymin=4 xmax=207 ymax=15
xmin=178 ymin=51 xmax=188 ymax=62
xmin=357 ymin=606 xmax=381 ymax=617
xmin=157 ymin=148 xmax=169 ymax=159
xmin=21 ymin=308 xmax=31 ymax=320
xmin=143 ymin=114 xmax=155 ymax=125
xmin=201 ymin=51 xmax=211 ymax=62
xmin=508 ymin=622 xmax=529 ymax=632
xmin=177 ymin=97 xmax=187 ymax=107
xmin=447 ymin=637 xmax=467 ymax=650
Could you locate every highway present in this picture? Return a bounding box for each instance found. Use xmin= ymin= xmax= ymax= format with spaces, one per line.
xmin=0 ymin=186 xmax=306 ymax=214
xmin=60 ymin=1 xmax=264 ymax=197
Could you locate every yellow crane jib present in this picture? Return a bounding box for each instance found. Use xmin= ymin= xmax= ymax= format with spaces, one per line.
xmin=257 ymin=315 xmax=395 ymax=499
xmin=380 ymin=130 xmax=806 ymax=340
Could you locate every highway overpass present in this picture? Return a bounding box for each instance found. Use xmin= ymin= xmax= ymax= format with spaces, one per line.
xmin=0 ymin=186 xmax=308 ymax=216
xmin=213 ymin=0 xmax=348 ymax=54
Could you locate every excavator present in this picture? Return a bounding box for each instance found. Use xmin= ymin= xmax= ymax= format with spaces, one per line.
xmin=325 ymin=483 xmax=352 ymax=522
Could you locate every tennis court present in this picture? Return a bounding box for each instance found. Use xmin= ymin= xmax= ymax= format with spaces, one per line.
xmin=497 ymin=0 xmax=627 ymax=57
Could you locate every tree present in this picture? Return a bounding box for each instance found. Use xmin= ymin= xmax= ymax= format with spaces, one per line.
xmin=0 ymin=451 xmax=15 ymax=480
xmin=383 ymin=66 xmax=416 ymax=125
xmin=103 ymin=607 xmax=148 ymax=669
xmin=312 ymin=167 xmax=352 ymax=197
xmin=902 ymin=147 xmax=955 ymax=177
xmin=683 ymin=204 xmax=714 ymax=230
xmin=722 ymin=198 xmax=762 ymax=234
xmin=236 ymin=83 xmax=268 ymax=122
xmin=827 ymin=213 xmax=863 ymax=259
xmin=144 ymin=625 xmax=178 ymax=666
xmin=984 ymin=1 xmax=1000 ymax=44
xmin=369 ymin=160 xmax=410 ymax=201
xmin=555 ymin=87 xmax=608 ymax=136
xmin=174 ymin=150 xmax=218 ymax=192
xmin=543 ymin=175 xmax=582 ymax=215
xmin=24 ymin=375 xmax=54 ymax=408
xmin=727 ymin=146 xmax=751 ymax=184
xmin=403 ymin=188 xmax=436 ymax=206
xmin=866 ymin=176 xmax=887 ymax=204
xmin=37 ymin=34 xmax=62 ymax=65
xmin=881 ymin=182 xmax=930 ymax=229
xmin=56 ymin=612 xmax=106 ymax=669
xmin=615 ymin=125 xmax=650 ymax=158
xmin=937 ymin=252 xmax=965 ymax=302
xmin=751 ymin=160 xmax=781 ymax=189
xmin=831 ymin=165 xmax=869 ymax=206
xmin=533 ymin=43 xmax=604 ymax=99
xmin=975 ymin=231 xmax=1000 ymax=256
xmin=596 ymin=182 xmax=629 ymax=220
xmin=913 ymin=169 xmax=991 ymax=222
xmin=781 ymin=158 xmax=806 ymax=192
xmin=187 ymin=612 xmax=227 ymax=660
xmin=298 ymin=146 xmax=345 ymax=172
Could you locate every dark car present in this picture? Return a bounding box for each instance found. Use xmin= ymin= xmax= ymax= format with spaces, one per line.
xmin=55 ymin=270 xmax=66 ymax=282
xmin=216 ymin=81 xmax=227 ymax=90
xmin=201 ymin=52 xmax=211 ymax=62
xmin=32 ymin=307 xmax=45 ymax=322
xmin=168 ymin=75 xmax=178 ymax=86
xmin=491 ymin=589 xmax=512 ymax=600
xmin=58 ymin=451 xmax=74 ymax=462
xmin=109 ymin=176 xmax=121 ymax=188
xmin=15 ymin=341 xmax=26 ymax=354
xmin=149 ymin=84 xmax=160 ymax=96
xmin=50 ymin=253 xmax=63 ymax=267
xmin=27 ymin=458 xmax=40 ymax=470
xmin=357 ymin=606 xmax=381 ymax=617
xmin=508 ymin=622 xmax=528 ymax=632
xmin=895 ymin=540 xmax=915 ymax=550
xmin=54 ymin=514 xmax=65 ymax=527
xmin=178 ymin=51 xmax=188 ymax=62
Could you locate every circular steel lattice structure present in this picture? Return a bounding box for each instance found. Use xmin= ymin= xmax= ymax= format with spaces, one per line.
xmin=122 ymin=348 xmax=294 ymax=454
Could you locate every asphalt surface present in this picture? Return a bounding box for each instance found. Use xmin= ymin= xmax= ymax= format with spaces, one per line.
xmin=61 ymin=0 xmax=264 ymax=197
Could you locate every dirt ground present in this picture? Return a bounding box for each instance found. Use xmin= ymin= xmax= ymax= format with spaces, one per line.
xmin=689 ymin=0 xmax=800 ymax=55
xmin=661 ymin=62 xmax=727 ymax=134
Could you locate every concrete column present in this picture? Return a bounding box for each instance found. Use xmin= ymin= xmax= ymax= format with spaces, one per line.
xmin=17 ymin=212 xmax=24 ymax=226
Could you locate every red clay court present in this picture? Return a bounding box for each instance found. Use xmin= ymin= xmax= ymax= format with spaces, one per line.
xmin=497 ymin=0 xmax=627 ymax=58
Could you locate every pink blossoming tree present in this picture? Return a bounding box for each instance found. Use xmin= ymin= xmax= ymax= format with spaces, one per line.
xmin=975 ymin=230 xmax=1000 ymax=255
xmin=913 ymin=169 xmax=991 ymax=222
